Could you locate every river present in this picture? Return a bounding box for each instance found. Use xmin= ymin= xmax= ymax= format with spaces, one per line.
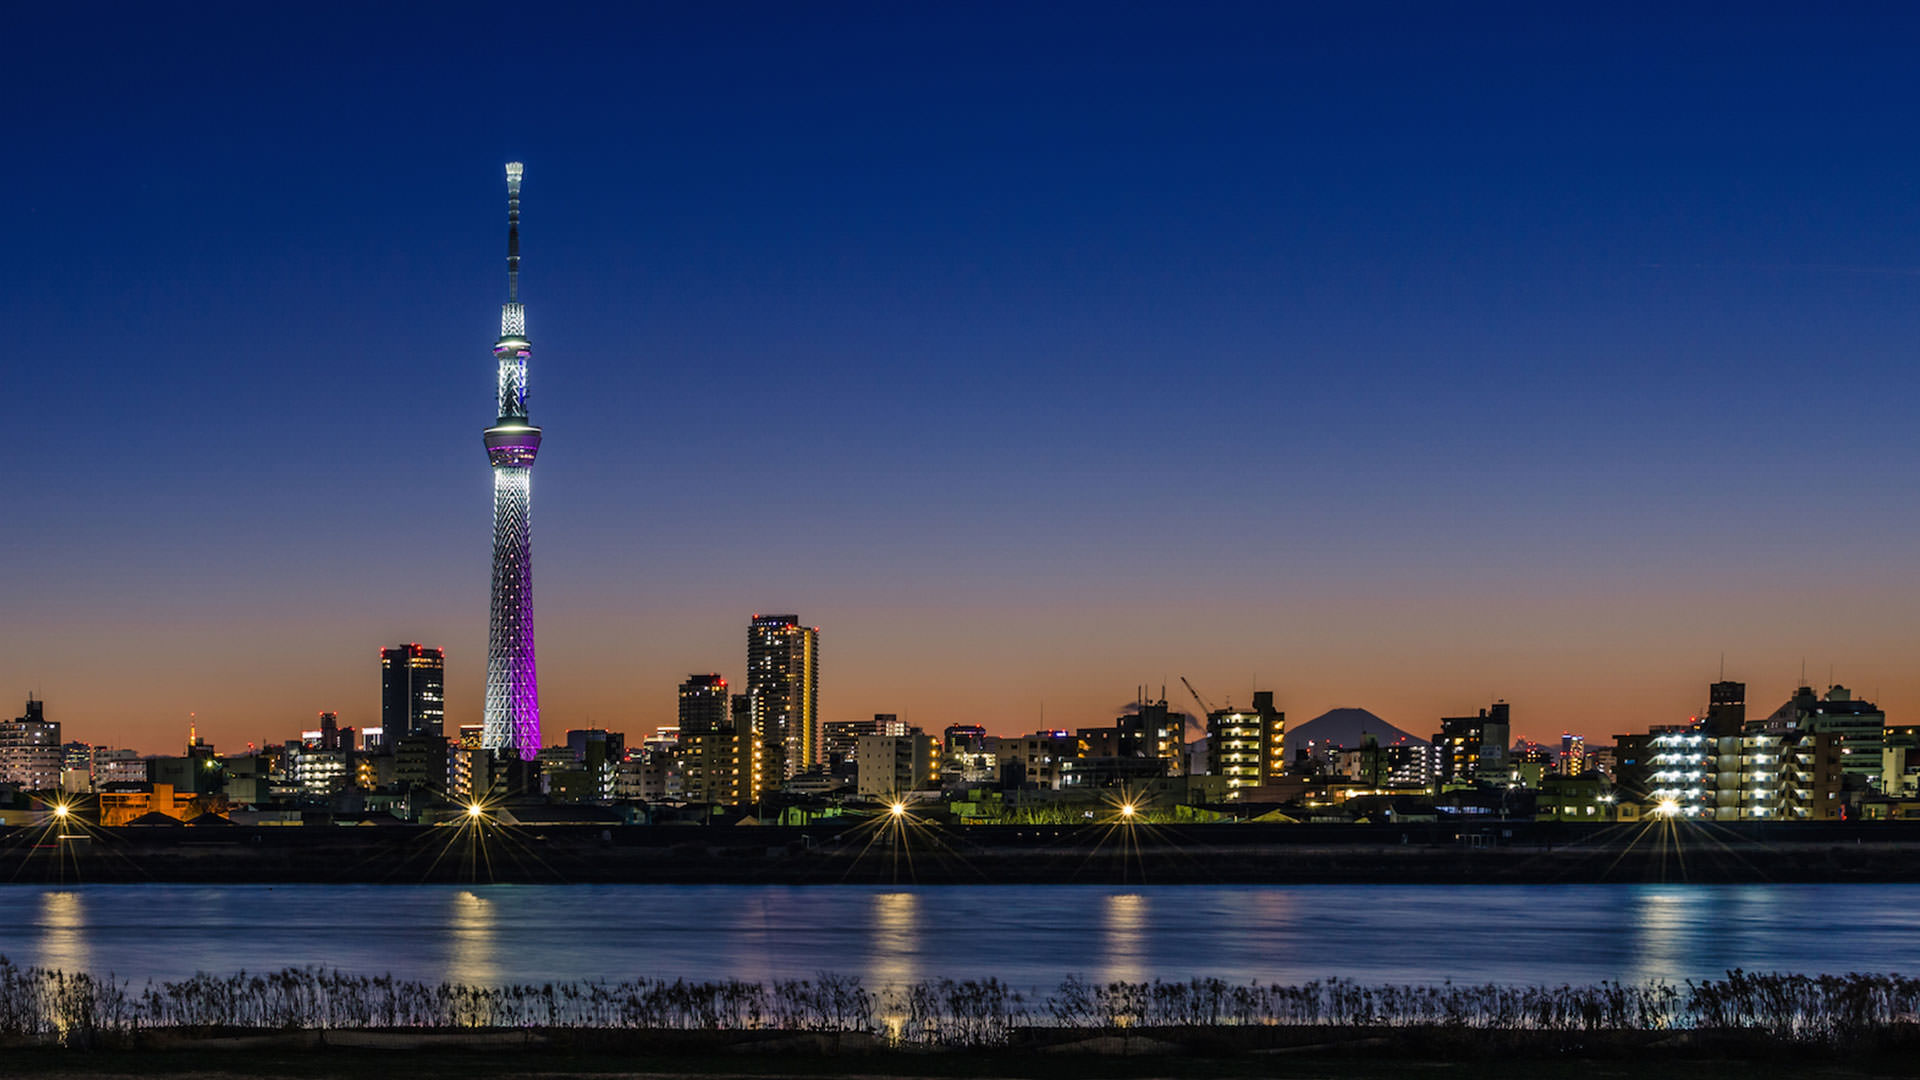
xmin=3 ymin=883 xmax=1915 ymax=988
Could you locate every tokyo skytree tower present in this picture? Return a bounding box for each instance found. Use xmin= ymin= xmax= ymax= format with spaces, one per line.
xmin=482 ymin=162 xmax=542 ymax=761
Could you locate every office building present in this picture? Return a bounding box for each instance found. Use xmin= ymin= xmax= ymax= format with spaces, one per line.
xmin=381 ymin=644 xmax=447 ymax=739
xmin=748 ymin=615 xmax=819 ymax=781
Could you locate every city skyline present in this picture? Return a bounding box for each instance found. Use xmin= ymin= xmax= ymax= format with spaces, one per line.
xmin=14 ymin=5 xmax=1920 ymax=751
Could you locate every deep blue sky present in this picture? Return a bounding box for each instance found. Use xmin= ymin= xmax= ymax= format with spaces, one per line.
xmin=11 ymin=3 xmax=1920 ymax=750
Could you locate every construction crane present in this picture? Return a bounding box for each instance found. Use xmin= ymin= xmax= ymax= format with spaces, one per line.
xmin=1180 ymin=676 xmax=1216 ymax=736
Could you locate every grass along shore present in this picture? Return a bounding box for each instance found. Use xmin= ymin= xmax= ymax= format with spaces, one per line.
xmin=3 ymin=961 xmax=1920 ymax=1057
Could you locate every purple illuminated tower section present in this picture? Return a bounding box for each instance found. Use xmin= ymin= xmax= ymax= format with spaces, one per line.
xmin=482 ymin=162 xmax=542 ymax=761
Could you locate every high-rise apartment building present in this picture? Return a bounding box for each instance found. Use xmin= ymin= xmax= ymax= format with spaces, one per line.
xmin=681 ymin=674 xmax=760 ymax=805
xmin=1757 ymin=685 xmax=1885 ymax=791
xmin=0 ymin=697 xmax=62 ymax=792
xmin=1206 ymin=690 xmax=1287 ymax=795
xmin=381 ymin=644 xmax=446 ymax=739
xmin=748 ymin=615 xmax=819 ymax=781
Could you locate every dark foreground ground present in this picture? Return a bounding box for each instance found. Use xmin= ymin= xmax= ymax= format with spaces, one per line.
xmin=0 ymin=1035 xmax=1914 ymax=1080
xmin=8 ymin=819 xmax=1920 ymax=884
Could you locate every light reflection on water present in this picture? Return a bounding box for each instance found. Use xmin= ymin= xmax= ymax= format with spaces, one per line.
xmin=1103 ymin=893 xmax=1147 ymax=984
xmin=869 ymin=891 xmax=917 ymax=990
xmin=36 ymin=892 xmax=86 ymax=976
xmin=446 ymin=890 xmax=496 ymax=987
xmin=2 ymin=884 xmax=1917 ymax=989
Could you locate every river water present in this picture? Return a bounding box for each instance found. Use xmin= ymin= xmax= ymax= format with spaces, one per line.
xmin=3 ymin=883 xmax=1916 ymax=988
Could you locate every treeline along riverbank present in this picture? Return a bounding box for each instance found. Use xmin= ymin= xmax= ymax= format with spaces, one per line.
xmin=6 ymin=821 xmax=1920 ymax=884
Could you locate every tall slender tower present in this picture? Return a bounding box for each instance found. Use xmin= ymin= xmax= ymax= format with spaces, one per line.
xmin=483 ymin=162 xmax=542 ymax=761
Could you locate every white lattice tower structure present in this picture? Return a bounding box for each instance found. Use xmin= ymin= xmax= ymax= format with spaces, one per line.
xmin=483 ymin=162 xmax=543 ymax=761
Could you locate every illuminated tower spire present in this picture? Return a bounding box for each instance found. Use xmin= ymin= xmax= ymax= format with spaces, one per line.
xmin=482 ymin=162 xmax=542 ymax=761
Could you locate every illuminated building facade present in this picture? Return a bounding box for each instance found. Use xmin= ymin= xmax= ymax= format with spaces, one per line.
xmin=98 ymin=783 xmax=194 ymax=827
xmin=381 ymin=644 xmax=446 ymax=739
xmin=823 ymin=714 xmax=907 ymax=769
xmin=941 ymin=723 xmax=997 ymax=782
xmin=482 ymin=162 xmax=543 ymax=762
xmin=450 ymin=723 xmax=486 ymax=799
xmin=1757 ymin=685 xmax=1885 ymax=791
xmin=1206 ymin=690 xmax=1287 ymax=795
xmin=1643 ymin=728 xmax=1713 ymax=817
xmin=1558 ymin=732 xmax=1587 ymax=775
xmin=92 ymin=747 xmax=147 ymax=786
xmin=748 ymin=615 xmax=819 ymax=780
xmin=681 ymin=674 xmax=760 ymax=805
xmin=1615 ymin=683 xmax=1851 ymax=821
xmin=0 ymin=697 xmax=62 ymax=792
xmin=855 ymin=729 xmax=938 ymax=797
xmin=1332 ymin=740 xmax=1434 ymax=787
xmin=995 ymin=732 xmax=1083 ymax=790
xmin=1435 ymin=702 xmax=1510 ymax=788
xmin=1117 ymin=696 xmax=1186 ymax=776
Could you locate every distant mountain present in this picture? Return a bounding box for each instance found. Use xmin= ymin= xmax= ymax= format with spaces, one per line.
xmin=1286 ymin=707 xmax=1428 ymax=748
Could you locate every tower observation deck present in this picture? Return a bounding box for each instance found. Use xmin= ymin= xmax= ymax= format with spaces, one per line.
xmin=483 ymin=162 xmax=542 ymax=761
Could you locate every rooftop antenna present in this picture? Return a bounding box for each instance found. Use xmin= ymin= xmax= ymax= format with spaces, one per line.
xmin=1719 ymin=653 xmax=1725 ymax=681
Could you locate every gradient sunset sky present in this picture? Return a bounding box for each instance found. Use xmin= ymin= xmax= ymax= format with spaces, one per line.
xmin=11 ymin=4 xmax=1920 ymax=753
